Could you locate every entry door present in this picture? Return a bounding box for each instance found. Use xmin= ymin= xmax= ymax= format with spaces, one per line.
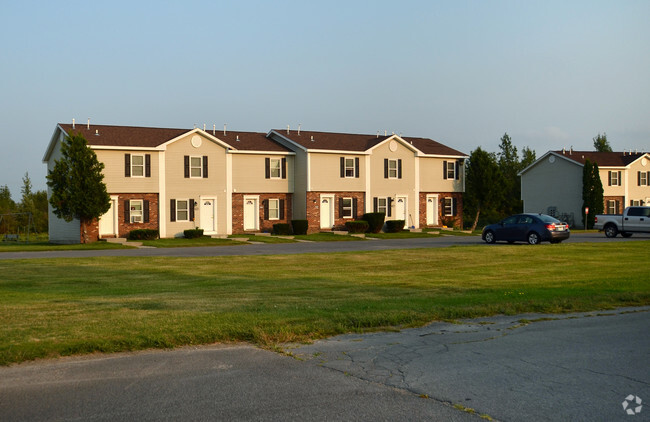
xmin=426 ymin=195 xmax=438 ymax=226
xmin=395 ymin=196 xmax=407 ymax=228
xmin=200 ymin=198 xmax=216 ymax=233
xmin=244 ymin=197 xmax=258 ymax=231
xmin=99 ymin=197 xmax=117 ymax=236
xmin=320 ymin=196 xmax=333 ymax=229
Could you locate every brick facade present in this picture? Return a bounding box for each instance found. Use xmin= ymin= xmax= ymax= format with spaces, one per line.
xmin=116 ymin=193 xmax=159 ymax=237
xmin=603 ymin=196 xmax=625 ymax=214
xmin=80 ymin=218 xmax=100 ymax=243
xmin=305 ymin=191 xmax=365 ymax=233
xmin=232 ymin=193 xmax=293 ymax=233
xmin=419 ymin=192 xmax=463 ymax=229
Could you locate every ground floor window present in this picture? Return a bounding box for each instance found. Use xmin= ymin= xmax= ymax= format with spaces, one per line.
xmin=377 ymin=198 xmax=387 ymax=214
xmin=606 ymin=200 xmax=617 ymax=214
xmin=176 ymin=199 xmax=189 ymax=221
xmin=444 ymin=197 xmax=454 ymax=216
xmin=342 ymin=197 xmax=353 ymax=218
xmin=130 ymin=200 xmax=143 ymax=223
xmin=268 ymin=199 xmax=279 ymax=219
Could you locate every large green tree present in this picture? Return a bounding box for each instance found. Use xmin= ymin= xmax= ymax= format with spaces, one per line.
xmin=464 ymin=147 xmax=503 ymax=231
xmin=497 ymin=133 xmax=521 ymax=216
xmin=47 ymin=133 xmax=110 ymax=243
xmin=593 ymin=133 xmax=612 ymax=152
xmin=582 ymin=159 xmax=604 ymax=229
xmin=18 ymin=173 xmax=48 ymax=233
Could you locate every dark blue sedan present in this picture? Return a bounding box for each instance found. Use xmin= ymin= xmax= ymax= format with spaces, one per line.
xmin=482 ymin=214 xmax=570 ymax=245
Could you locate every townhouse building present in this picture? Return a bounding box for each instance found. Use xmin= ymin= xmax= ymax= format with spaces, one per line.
xmin=519 ymin=149 xmax=650 ymax=228
xmin=43 ymin=123 xmax=467 ymax=243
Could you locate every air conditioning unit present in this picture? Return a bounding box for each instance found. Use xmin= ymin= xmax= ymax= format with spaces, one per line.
xmin=131 ymin=216 xmax=142 ymax=223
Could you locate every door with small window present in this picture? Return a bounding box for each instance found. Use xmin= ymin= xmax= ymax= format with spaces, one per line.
xmin=320 ymin=196 xmax=334 ymax=229
xmin=200 ymin=198 xmax=216 ymax=233
xmin=99 ymin=197 xmax=118 ymax=236
xmin=426 ymin=195 xmax=438 ymax=226
xmin=244 ymin=197 xmax=259 ymax=231
xmin=395 ymin=196 xmax=407 ymax=228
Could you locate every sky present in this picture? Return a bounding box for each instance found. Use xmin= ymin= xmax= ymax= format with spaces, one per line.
xmin=1 ymin=0 xmax=649 ymax=200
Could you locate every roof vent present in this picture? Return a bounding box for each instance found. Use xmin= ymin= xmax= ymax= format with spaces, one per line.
xmin=72 ymin=118 xmax=75 ymax=129
xmin=562 ymin=148 xmax=566 ymax=154
xmin=287 ymin=125 xmax=290 ymax=134
xmin=95 ymin=129 xmax=100 ymax=136
xmin=87 ymin=118 xmax=90 ymax=129
xmin=224 ymin=124 xmax=227 ymax=136
xmin=570 ymin=146 xmax=573 ymax=155
xmin=203 ymin=124 xmax=206 ymax=131
xmin=310 ymin=135 xmax=314 ymax=142
xmin=377 ymin=131 xmax=379 ymax=138
xmin=213 ymin=124 xmax=216 ymax=136
xmin=298 ymin=124 xmax=301 ymax=135
xmin=384 ymin=130 xmax=387 ymax=136
xmin=236 ymin=135 xmax=240 ymax=142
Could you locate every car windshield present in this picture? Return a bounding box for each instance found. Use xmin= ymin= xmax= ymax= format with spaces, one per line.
xmin=538 ymin=214 xmax=561 ymax=224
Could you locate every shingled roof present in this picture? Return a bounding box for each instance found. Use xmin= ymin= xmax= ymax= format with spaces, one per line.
xmin=552 ymin=150 xmax=647 ymax=167
xmin=58 ymin=123 xmax=290 ymax=152
xmin=273 ymin=130 xmax=467 ymax=156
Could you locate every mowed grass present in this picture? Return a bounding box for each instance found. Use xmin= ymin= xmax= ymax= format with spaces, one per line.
xmin=1 ymin=241 xmax=648 ymax=365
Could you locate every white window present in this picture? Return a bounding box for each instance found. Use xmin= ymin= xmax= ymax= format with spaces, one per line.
xmin=388 ymin=159 xmax=398 ymax=179
xmin=640 ymin=172 xmax=648 ymax=186
xmin=176 ymin=200 xmax=189 ymax=221
xmin=269 ymin=158 xmax=281 ymax=179
xmin=631 ymin=200 xmax=641 ymax=206
xmin=190 ymin=157 xmax=203 ymax=178
xmin=345 ymin=158 xmax=355 ymax=178
xmin=131 ymin=155 xmax=145 ymax=177
xmin=446 ymin=161 xmax=456 ymax=179
xmin=130 ymin=200 xmax=143 ymax=223
xmin=342 ymin=197 xmax=353 ymax=218
xmin=377 ymin=198 xmax=387 ymax=214
xmin=268 ymin=199 xmax=279 ymax=220
xmin=607 ymin=200 xmax=617 ymax=214
xmin=444 ymin=197 xmax=454 ymax=216
xmin=609 ymin=171 xmax=620 ymax=186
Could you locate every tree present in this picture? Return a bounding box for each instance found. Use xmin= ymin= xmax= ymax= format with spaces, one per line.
xmin=0 ymin=185 xmax=15 ymax=214
xmin=464 ymin=147 xmax=503 ymax=231
xmin=593 ymin=133 xmax=612 ymax=152
xmin=497 ymin=133 xmax=522 ymax=216
xmin=582 ymin=159 xmax=604 ymax=229
xmin=46 ymin=133 xmax=110 ymax=243
xmin=521 ymin=146 xmax=537 ymax=169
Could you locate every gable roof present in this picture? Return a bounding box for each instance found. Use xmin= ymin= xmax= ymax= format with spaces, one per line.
xmin=270 ymin=130 xmax=467 ymax=157
xmin=54 ymin=123 xmax=290 ymax=152
xmin=519 ymin=150 xmax=650 ymax=176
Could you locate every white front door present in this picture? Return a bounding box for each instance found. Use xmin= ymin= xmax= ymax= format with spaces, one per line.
xmin=320 ymin=195 xmax=334 ymax=229
xmin=243 ymin=197 xmax=259 ymax=231
xmin=200 ymin=198 xmax=216 ymax=233
xmin=426 ymin=195 xmax=438 ymax=226
xmin=395 ymin=195 xmax=407 ymax=228
xmin=99 ymin=196 xmax=118 ymax=237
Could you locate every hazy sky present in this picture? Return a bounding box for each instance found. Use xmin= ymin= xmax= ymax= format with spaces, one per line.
xmin=1 ymin=0 xmax=649 ymax=199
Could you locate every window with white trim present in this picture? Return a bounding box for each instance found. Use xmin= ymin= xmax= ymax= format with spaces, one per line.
xmin=190 ymin=157 xmax=203 ymax=178
xmin=342 ymin=197 xmax=353 ymax=218
xmin=269 ymin=158 xmax=281 ymax=179
xmin=606 ymin=200 xmax=617 ymax=214
xmin=388 ymin=159 xmax=398 ymax=179
xmin=131 ymin=155 xmax=145 ymax=177
xmin=377 ymin=198 xmax=387 ymax=214
xmin=444 ymin=197 xmax=454 ymax=216
xmin=631 ymin=200 xmax=641 ymax=206
xmin=446 ymin=161 xmax=456 ymax=179
xmin=130 ymin=200 xmax=143 ymax=223
xmin=268 ymin=199 xmax=279 ymax=220
xmin=640 ymin=171 xmax=648 ymax=186
xmin=176 ymin=200 xmax=189 ymax=221
xmin=344 ymin=158 xmax=355 ymax=178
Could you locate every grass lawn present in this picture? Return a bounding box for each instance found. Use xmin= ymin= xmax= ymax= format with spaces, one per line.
xmin=139 ymin=237 xmax=245 ymax=247
xmin=0 ymin=241 xmax=133 ymax=252
xmin=1 ymin=241 xmax=648 ymax=365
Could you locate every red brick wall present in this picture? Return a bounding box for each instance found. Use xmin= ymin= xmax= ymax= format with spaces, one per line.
xmin=419 ymin=192 xmax=463 ymax=229
xmin=232 ymin=193 xmax=292 ymax=233
xmin=305 ymin=192 xmax=365 ymax=233
xmin=116 ymin=193 xmax=159 ymax=238
xmin=604 ymin=196 xmax=624 ymax=214
xmin=80 ymin=218 xmax=100 ymax=243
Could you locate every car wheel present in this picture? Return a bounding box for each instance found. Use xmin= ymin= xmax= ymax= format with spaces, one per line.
xmin=484 ymin=230 xmax=496 ymax=244
xmin=604 ymin=224 xmax=618 ymax=238
xmin=621 ymin=232 xmax=633 ymax=238
xmin=527 ymin=232 xmax=540 ymax=245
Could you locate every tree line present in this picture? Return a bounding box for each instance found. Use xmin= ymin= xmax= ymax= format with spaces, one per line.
xmin=0 ymin=173 xmax=49 ymax=234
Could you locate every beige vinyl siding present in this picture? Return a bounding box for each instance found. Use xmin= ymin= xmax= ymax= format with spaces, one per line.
xmin=164 ymin=133 xmax=228 ymax=237
xmin=600 ymin=168 xmax=625 ymax=197
xmin=419 ymin=156 xmax=463 ymax=192
xmin=309 ymin=153 xmax=365 ymax=192
xmin=370 ymin=141 xmax=416 ymax=221
xmin=232 ymin=154 xmax=293 ymax=193
xmin=627 ymin=156 xmax=650 ymax=204
xmin=521 ymin=155 xmax=583 ymax=227
xmin=95 ymin=150 xmax=159 ymax=193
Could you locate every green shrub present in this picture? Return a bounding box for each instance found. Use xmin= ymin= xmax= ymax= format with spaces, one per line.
xmin=362 ymin=213 xmax=385 ymax=233
xmin=273 ymin=223 xmax=292 ymax=235
xmin=127 ymin=229 xmax=159 ymax=240
xmin=183 ymin=229 xmax=204 ymax=239
xmin=385 ymin=220 xmax=405 ymax=233
xmin=291 ymin=220 xmax=308 ymax=235
xmin=345 ymin=220 xmax=369 ymax=234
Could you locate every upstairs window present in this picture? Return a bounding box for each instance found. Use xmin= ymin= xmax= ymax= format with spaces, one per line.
xmin=265 ymin=157 xmax=287 ymax=179
xmin=124 ymin=154 xmax=151 ymax=177
xmin=184 ymin=156 xmax=208 ymax=178
xmin=608 ymin=171 xmax=621 ymax=186
xmin=443 ymin=160 xmax=460 ymax=180
xmin=639 ymin=171 xmax=649 ymax=186
xmin=384 ymin=159 xmax=402 ymax=179
xmin=340 ymin=157 xmax=359 ymax=178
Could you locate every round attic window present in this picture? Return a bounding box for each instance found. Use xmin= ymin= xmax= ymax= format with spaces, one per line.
xmin=191 ymin=135 xmax=202 ymax=148
xmin=389 ymin=140 xmax=398 ymax=152
xmin=642 ymin=157 xmax=647 ymax=166
xmin=548 ymin=156 xmax=556 ymax=163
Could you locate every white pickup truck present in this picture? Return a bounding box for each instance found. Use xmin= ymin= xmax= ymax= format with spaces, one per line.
xmin=594 ymin=206 xmax=650 ymax=238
